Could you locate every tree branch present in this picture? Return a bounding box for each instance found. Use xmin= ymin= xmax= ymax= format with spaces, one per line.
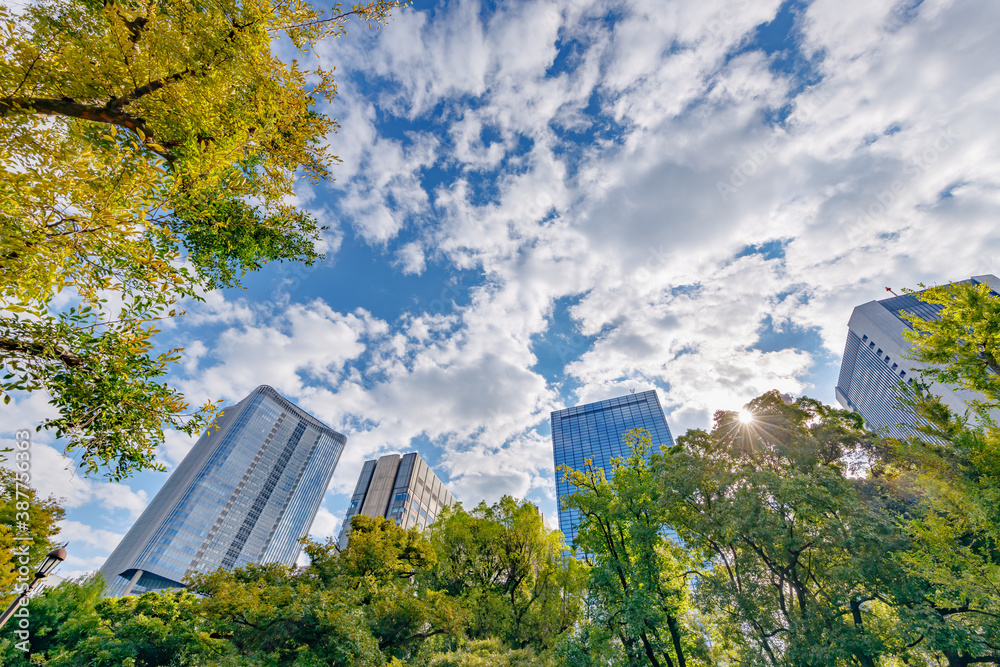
xmin=0 ymin=336 xmax=85 ymax=368
xmin=0 ymin=97 xmax=171 ymax=158
xmin=106 ymin=67 xmax=197 ymax=111
xmin=269 ymin=8 xmax=363 ymax=33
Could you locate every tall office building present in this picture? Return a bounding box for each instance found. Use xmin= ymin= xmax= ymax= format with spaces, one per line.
xmin=551 ymin=390 xmax=674 ymax=550
xmin=101 ymin=385 xmax=346 ymax=597
xmin=835 ymin=275 xmax=1000 ymax=438
xmin=337 ymin=452 xmax=455 ymax=548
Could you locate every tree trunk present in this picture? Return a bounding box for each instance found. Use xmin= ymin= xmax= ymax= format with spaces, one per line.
xmin=849 ymin=599 xmax=876 ymax=667
xmin=640 ymin=630 xmax=666 ymax=667
xmin=665 ymin=614 xmax=687 ymax=667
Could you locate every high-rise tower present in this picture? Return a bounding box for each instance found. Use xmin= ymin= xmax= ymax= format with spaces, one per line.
xmin=337 ymin=452 xmax=454 ymax=548
xmin=835 ymin=275 xmax=1000 ymax=438
xmin=101 ymin=385 xmax=346 ymax=596
xmin=550 ymin=390 xmax=674 ymax=551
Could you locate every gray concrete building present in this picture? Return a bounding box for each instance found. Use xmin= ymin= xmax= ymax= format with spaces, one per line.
xmin=101 ymin=385 xmax=346 ymax=596
xmin=338 ymin=452 xmax=455 ymax=548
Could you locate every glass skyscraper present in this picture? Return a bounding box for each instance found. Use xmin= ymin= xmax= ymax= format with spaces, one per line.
xmin=337 ymin=452 xmax=454 ymax=548
xmin=101 ymin=385 xmax=346 ymax=597
xmin=836 ymin=275 xmax=1000 ymax=438
xmin=551 ymin=390 xmax=674 ymax=550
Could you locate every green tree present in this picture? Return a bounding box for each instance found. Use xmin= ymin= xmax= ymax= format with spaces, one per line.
xmin=0 ymin=0 xmax=406 ymax=479
xmin=190 ymin=561 xmax=386 ymax=667
xmin=902 ymin=280 xmax=1000 ymax=407
xmin=1 ymin=305 xmax=220 ymax=480
xmin=560 ymin=429 xmax=703 ymax=667
xmin=422 ymin=497 xmax=587 ymax=653
xmin=0 ymin=467 xmax=64 ymax=605
xmin=326 ymin=515 xmax=465 ymax=660
xmin=419 ymin=637 xmax=555 ymax=667
xmin=657 ymin=391 xmax=940 ymax=667
xmin=0 ymin=575 xmax=103 ymax=666
xmin=882 ymin=282 xmax=1000 ymax=666
xmin=1 ymin=576 xmax=228 ymax=666
xmin=190 ymin=516 xmax=463 ymax=666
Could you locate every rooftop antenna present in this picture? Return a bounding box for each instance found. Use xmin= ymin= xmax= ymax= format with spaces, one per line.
xmin=885 ymin=287 xmax=899 ymax=296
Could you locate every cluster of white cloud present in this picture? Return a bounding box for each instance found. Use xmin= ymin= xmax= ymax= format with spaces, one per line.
xmin=303 ymin=0 xmax=999 ymax=483
xmin=5 ymin=0 xmax=999 ymax=577
xmin=165 ymin=0 xmax=1000 ymax=520
xmin=312 ymin=0 xmax=996 ymax=408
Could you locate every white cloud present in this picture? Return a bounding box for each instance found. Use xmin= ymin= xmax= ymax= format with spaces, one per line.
xmin=395 ymin=241 xmax=427 ymax=275
xmin=444 ymin=431 xmax=556 ymax=506
xmin=307 ymin=505 xmax=342 ymax=540
xmin=254 ymin=0 xmax=1000 ymax=509
xmin=159 ymin=429 xmax=198 ymax=470
xmin=58 ymin=553 xmax=109 ymax=580
xmin=57 ymin=519 xmax=125 ymax=552
xmin=180 ymin=300 xmax=386 ymax=406
xmin=0 ymin=439 xmax=149 ymax=518
xmin=181 ymin=339 xmax=208 ymax=374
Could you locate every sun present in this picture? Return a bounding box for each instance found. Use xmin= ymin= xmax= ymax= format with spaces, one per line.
xmin=738 ymin=409 xmax=754 ymax=424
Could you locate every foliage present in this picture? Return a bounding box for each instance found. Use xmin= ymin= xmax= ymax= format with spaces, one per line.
xmin=189 ymin=517 xmax=465 ymax=666
xmin=0 ymin=467 xmax=64 ymax=606
xmin=0 ymin=0 xmax=406 ymax=479
xmin=422 ymin=496 xmax=587 ymax=652
xmin=0 ymin=576 xmax=226 ymax=666
xmin=902 ymin=280 xmax=1000 ymax=408
xmin=418 ymin=638 xmax=555 ymax=667
xmin=1 ymin=306 xmax=219 ymax=480
xmin=655 ymin=393 xmax=902 ymax=667
xmin=889 ymin=403 xmax=1000 ymax=666
xmin=560 ymin=430 xmax=705 ymax=667
xmin=553 ymin=618 xmax=630 ymax=667
xmin=190 ymin=561 xmax=386 ymax=667
xmin=0 ymin=0 xmax=406 ymax=302
xmin=884 ymin=281 xmax=1000 ymax=666
xmin=3 ymin=503 xmax=585 ymax=665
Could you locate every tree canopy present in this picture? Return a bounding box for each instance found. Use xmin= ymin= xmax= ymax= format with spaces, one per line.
xmin=0 ymin=0 xmax=406 ymax=479
xmin=2 ymin=501 xmax=585 ymax=665
xmin=0 ymin=467 xmax=64 ymax=607
xmin=422 ymin=497 xmax=587 ymax=652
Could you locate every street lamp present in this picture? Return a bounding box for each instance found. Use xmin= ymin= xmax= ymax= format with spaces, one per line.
xmin=0 ymin=547 xmax=67 ymax=630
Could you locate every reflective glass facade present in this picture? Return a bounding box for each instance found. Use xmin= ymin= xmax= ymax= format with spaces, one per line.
xmin=338 ymin=452 xmax=454 ymax=548
xmin=836 ymin=275 xmax=999 ymax=437
xmin=101 ymin=386 xmax=346 ymax=597
xmin=551 ymin=390 xmax=674 ymax=551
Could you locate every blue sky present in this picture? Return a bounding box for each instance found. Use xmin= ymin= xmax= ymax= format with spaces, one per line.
xmin=5 ymin=0 xmax=1000 ymax=577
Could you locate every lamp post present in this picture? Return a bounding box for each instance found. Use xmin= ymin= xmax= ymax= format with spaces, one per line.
xmin=0 ymin=547 xmax=67 ymax=630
